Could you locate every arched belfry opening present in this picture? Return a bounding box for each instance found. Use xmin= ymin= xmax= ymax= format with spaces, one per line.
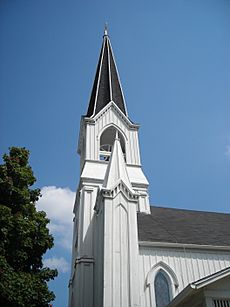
xmin=99 ymin=126 xmax=126 ymax=161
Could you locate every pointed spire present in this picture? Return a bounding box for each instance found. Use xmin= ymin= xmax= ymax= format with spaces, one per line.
xmin=103 ymin=136 xmax=133 ymax=191
xmin=86 ymin=29 xmax=128 ymax=117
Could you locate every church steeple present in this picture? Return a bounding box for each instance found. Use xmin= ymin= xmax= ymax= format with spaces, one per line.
xmin=69 ymin=30 xmax=150 ymax=307
xmin=86 ymin=28 xmax=128 ymax=117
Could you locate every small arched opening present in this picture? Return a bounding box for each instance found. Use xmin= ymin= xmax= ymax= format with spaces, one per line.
xmin=99 ymin=126 xmax=126 ymax=161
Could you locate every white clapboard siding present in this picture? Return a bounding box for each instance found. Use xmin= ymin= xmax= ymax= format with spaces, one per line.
xmin=139 ymin=246 xmax=230 ymax=307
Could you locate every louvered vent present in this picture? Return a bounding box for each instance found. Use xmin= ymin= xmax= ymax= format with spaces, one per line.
xmin=213 ymin=299 xmax=230 ymax=307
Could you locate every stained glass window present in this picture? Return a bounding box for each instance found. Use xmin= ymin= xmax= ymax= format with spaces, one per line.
xmin=154 ymin=271 xmax=171 ymax=307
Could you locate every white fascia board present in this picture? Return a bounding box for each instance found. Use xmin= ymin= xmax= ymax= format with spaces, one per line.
xmin=139 ymin=241 xmax=230 ymax=251
xmin=192 ymin=267 xmax=230 ymax=289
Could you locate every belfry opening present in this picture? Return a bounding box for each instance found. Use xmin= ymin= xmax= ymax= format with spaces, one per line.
xmin=99 ymin=126 xmax=125 ymax=161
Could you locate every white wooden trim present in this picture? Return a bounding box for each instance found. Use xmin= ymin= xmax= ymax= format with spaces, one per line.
xmin=139 ymin=241 xmax=230 ymax=251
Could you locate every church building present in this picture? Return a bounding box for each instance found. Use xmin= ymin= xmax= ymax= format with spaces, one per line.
xmin=68 ymin=29 xmax=230 ymax=307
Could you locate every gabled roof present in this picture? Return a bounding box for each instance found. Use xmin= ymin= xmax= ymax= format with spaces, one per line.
xmin=167 ymin=267 xmax=230 ymax=307
xmin=137 ymin=206 xmax=230 ymax=247
xmin=86 ymin=29 xmax=127 ymax=118
xmin=190 ymin=266 xmax=230 ymax=289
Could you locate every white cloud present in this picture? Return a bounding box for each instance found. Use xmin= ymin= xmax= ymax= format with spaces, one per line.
xmin=37 ymin=186 xmax=75 ymax=250
xmin=37 ymin=186 xmax=75 ymax=224
xmin=43 ymin=256 xmax=69 ymax=273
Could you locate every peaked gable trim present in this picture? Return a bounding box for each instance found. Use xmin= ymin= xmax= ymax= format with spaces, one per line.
xmin=85 ymin=101 xmax=139 ymax=129
xmin=146 ymin=261 xmax=179 ymax=288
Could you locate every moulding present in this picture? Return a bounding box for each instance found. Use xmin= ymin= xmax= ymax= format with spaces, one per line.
xmin=139 ymin=241 xmax=230 ymax=251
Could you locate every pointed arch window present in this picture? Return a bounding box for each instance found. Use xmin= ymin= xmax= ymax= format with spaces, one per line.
xmin=99 ymin=126 xmax=125 ymax=161
xmin=146 ymin=262 xmax=179 ymax=307
xmin=154 ymin=270 xmax=171 ymax=307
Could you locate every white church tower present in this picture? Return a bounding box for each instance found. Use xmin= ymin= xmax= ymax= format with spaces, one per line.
xmin=68 ymin=28 xmax=149 ymax=307
xmin=69 ymin=28 xmax=230 ymax=307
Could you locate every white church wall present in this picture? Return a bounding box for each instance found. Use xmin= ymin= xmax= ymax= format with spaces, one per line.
xmin=138 ymin=245 xmax=230 ymax=307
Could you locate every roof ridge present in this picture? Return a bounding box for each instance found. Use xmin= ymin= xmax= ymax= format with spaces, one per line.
xmin=150 ymin=205 xmax=230 ymax=215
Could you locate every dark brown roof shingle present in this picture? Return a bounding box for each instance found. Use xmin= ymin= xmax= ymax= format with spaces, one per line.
xmin=137 ymin=206 xmax=230 ymax=246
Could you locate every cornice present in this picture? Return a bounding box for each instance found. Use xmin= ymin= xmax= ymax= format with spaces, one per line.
xmin=139 ymin=241 xmax=230 ymax=251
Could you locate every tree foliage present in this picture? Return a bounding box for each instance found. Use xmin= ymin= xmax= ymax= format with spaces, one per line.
xmin=0 ymin=147 xmax=57 ymax=306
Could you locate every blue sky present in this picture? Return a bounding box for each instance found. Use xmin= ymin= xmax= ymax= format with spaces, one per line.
xmin=1 ymin=0 xmax=230 ymax=306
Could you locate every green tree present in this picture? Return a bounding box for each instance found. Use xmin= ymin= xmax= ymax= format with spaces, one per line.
xmin=0 ymin=147 xmax=57 ymax=307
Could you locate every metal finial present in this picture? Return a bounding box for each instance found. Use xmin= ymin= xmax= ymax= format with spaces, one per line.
xmin=104 ymin=23 xmax=108 ymax=36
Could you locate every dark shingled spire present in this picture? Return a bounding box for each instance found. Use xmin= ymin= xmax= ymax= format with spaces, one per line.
xmin=86 ymin=29 xmax=127 ymax=117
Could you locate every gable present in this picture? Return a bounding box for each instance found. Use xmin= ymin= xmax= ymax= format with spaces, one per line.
xmin=92 ymin=100 xmax=138 ymax=130
xmin=167 ymin=267 xmax=230 ymax=307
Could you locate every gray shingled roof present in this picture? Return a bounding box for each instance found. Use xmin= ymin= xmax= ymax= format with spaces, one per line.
xmin=86 ymin=33 xmax=127 ymax=117
xmin=137 ymin=206 xmax=230 ymax=246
